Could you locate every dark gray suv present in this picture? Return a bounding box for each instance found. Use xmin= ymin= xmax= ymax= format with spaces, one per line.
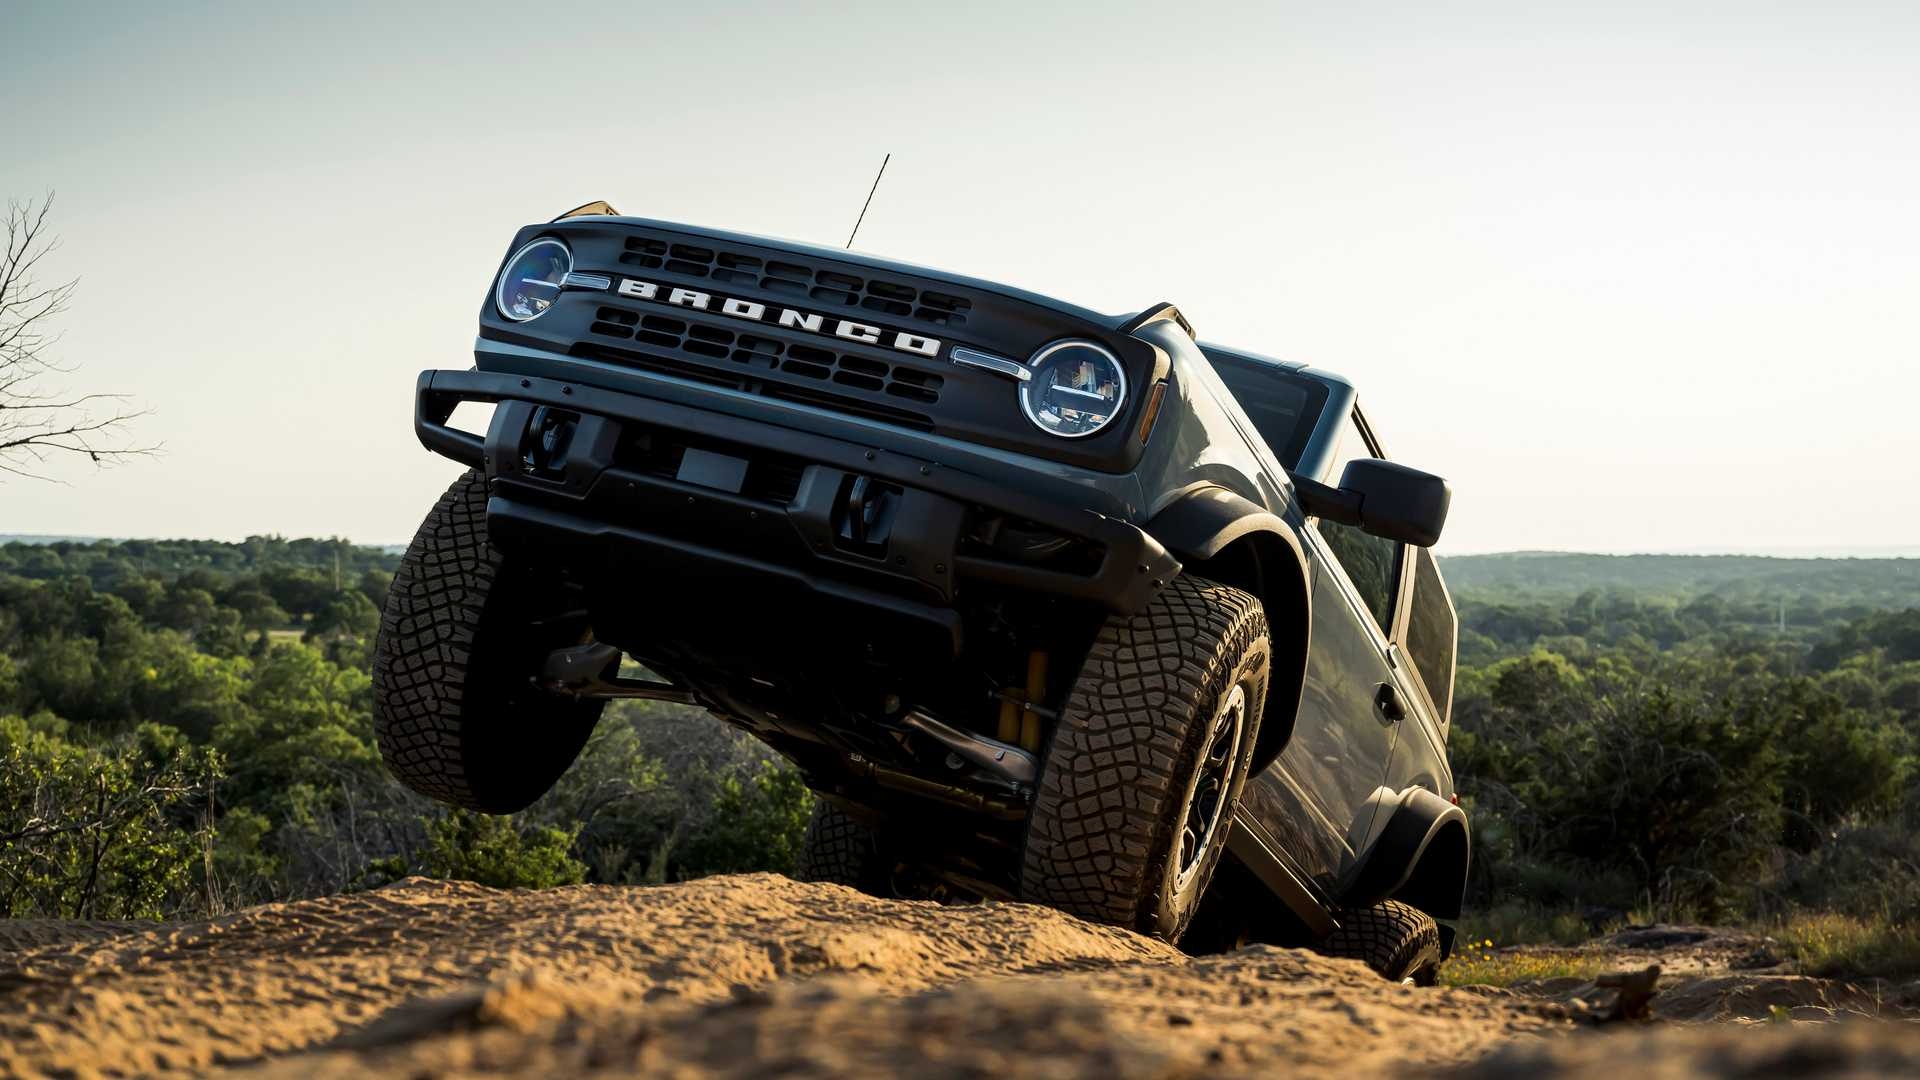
xmin=375 ymin=202 xmax=1467 ymax=983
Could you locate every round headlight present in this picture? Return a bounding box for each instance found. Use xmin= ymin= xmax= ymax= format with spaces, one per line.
xmin=1019 ymin=341 xmax=1128 ymax=438
xmin=496 ymin=238 xmax=572 ymax=322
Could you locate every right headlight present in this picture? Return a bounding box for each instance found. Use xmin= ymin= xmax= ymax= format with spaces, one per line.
xmin=495 ymin=238 xmax=572 ymax=322
xmin=1019 ymin=340 xmax=1128 ymax=438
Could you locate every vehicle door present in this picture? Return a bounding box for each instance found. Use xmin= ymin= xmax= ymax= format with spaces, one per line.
xmin=1381 ymin=543 xmax=1458 ymax=799
xmin=1240 ymin=404 xmax=1406 ymax=888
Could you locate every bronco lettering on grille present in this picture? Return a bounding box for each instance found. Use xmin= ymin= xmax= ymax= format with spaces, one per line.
xmin=613 ymin=278 xmax=941 ymax=358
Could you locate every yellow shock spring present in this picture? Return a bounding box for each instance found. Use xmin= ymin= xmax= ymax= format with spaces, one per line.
xmin=997 ymin=697 xmax=1020 ymax=744
xmin=1019 ymin=650 xmax=1048 ymax=753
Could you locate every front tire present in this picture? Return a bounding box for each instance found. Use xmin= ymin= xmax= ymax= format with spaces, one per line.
xmin=1020 ymin=575 xmax=1270 ymax=942
xmin=372 ymin=470 xmax=604 ymax=813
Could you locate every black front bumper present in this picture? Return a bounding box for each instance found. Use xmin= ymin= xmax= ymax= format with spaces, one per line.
xmin=415 ymin=369 xmax=1180 ymax=656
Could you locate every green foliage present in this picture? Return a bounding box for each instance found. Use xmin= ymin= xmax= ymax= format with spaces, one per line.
xmin=1775 ymin=911 xmax=1920 ymax=981
xmin=0 ymin=536 xmax=398 ymax=590
xmin=1437 ymin=944 xmax=1611 ymax=988
xmin=511 ymin=703 xmax=814 ymax=886
xmin=1811 ymin=608 xmax=1920 ymax=668
xmin=1453 ymin=902 xmax=1609 ymax=948
xmin=1452 ymin=560 xmax=1920 ymax=927
xmin=1456 ymin=652 xmax=1791 ymax=913
xmin=0 ymin=721 xmax=220 ymax=918
xmin=413 ymin=811 xmax=587 ymax=889
xmin=304 ymin=590 xmax=379 ymax=644
xmin=1 ymin=534 xmax=1914 ymax=936
xmin=0 ymin=537 xmax=815 ymax=918
xmin=672 ymin=761 xmax=814 ymax=879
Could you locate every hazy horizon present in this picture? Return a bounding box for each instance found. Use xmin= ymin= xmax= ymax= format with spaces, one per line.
xmin=4 ymin=1 xmax=1917 ymax=555
xmin=5 ymin=530 xmax=1917 ymax=561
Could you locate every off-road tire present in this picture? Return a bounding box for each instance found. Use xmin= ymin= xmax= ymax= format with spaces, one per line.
xmin=794 ymin=801 xmax=887 ymax=890
xmin=1020 ymin=574 xmax=1271 ymax=942
xmin=1320 ymin=899 xmax=1444 ymax=985
xmin=372 ymin=469 xmax=604 ymax=813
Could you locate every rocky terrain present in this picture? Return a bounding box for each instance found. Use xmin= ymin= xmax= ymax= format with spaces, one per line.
xmin=2 ymin=875 xmax=1917 ymax=1078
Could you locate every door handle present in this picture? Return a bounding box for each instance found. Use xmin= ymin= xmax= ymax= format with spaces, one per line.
xmin=1375 ymin=682 xmax=1406 ymax=723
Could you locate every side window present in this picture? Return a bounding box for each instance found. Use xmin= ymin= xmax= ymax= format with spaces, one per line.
xmin=1316 ymin=408 xmax=1400 ymax=632
xmin=1403 ymin=547 xmax=1457 ymax=725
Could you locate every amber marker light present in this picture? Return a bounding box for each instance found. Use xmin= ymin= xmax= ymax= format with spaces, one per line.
xmin=1137 ymin=380 xmax=1168 ymax=444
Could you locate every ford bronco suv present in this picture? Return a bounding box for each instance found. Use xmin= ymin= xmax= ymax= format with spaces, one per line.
xmin=373 ymin=202 xmax=1469 ymax=982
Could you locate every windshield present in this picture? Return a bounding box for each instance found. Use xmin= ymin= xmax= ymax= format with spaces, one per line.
xmin=1207 ymin=353 xmax=1330 ymax=471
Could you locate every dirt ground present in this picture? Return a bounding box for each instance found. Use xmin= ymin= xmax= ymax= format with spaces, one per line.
xmin=2 ymin=875 xmax=1917 ymax=1078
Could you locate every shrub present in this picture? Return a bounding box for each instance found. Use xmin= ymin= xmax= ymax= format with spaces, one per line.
xmin=0 ymin=723 xmax=221 ymax=918
xmin=1456 ymin=650 xmax=1801 ymax=918
xmin=673 ymin=760 xmax=813 ymax=880
xmin=413 ymin=810 xmax=587 ymax=890
xmin=1776 ymin=911 xmax=1920 ymax=981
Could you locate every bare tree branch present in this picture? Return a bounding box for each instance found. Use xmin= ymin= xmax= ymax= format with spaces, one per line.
xmin=0 ymin=192 xmax=156 ymax=479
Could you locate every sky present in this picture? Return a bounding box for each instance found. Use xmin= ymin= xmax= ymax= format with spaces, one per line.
xmin=2 ymin=1 xmax=1917 ymax=555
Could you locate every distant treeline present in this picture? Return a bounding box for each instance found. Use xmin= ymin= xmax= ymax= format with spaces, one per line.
xmin=1442 ymin=551 xmax=1920 ymax=608
xmin=0 ymin=537 xmax=400 ymax=589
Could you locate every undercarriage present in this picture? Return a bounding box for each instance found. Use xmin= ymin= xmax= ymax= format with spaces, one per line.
xmin=532 ymin=568 xmax=1111 ymax=900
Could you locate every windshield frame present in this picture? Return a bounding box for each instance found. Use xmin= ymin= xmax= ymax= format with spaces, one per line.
xmin=1204 ymin=351 xmax=1334 ymax=473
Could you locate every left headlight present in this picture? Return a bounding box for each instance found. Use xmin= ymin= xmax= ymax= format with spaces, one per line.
xmin=495 ymin=238 xmax=572 ymax=322
xmin=1019 ymin=340 xmax=1128 ymax=438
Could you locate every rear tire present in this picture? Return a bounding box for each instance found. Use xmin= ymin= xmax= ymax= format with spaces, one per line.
xmin=794 ymin=802 xmax=888 ymax=891
xmin=1020 ymin=575 xmax=1270 ymax=942
xmin=372 ymin=470 xmax=604 ymax=813
xmin=1319 ymin=899 xmax=1444 ymax=985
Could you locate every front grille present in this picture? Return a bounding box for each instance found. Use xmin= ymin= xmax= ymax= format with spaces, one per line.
xmin=581 ymin=303 xmax=943 ymax=429
xmin=618 ymin=236 xmax=973 ymax=328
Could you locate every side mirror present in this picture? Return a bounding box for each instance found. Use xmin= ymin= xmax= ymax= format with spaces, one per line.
xmin=1293 ymin=459 xmax=1451 ymax=547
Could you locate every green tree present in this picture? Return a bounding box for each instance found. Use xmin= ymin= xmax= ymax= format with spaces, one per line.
xmin=223 ymin=586 xmax=291 ymax=632
xmin=305 ymin=590 xmax=378 ymax=643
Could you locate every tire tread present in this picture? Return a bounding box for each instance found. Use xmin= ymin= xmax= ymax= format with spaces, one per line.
xmin=372 ymin=470 xmax=499 ymax=809
xmin=794 ymin=802 xmax=878 ymax=887
xmin=1020 ymin=575 xmax=1268 ymax=938
xmin=1320 ymin=899 xmax=1444 ymax=983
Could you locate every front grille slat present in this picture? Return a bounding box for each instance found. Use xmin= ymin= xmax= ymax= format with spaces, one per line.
xmin=586 ymin=230 xmax=988 ymax=432
xmin=587 ymin=302 xmax=945 ymax=428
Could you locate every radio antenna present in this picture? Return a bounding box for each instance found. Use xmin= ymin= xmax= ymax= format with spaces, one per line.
xmin=845 ymin=153 xmax=891 ymax=249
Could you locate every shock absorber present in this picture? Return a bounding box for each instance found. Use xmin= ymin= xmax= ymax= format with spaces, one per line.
xmin=1020 ymin=650 xmax=1048 ymax=753
xmin=993 ymin=649 xmax=1052 ymax=750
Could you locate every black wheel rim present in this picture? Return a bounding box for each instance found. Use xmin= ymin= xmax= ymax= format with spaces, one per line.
xmin=1176 ymin=681 xmax=1247 ymax=889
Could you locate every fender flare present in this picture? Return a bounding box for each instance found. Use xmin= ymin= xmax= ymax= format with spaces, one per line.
xmin=1145 ymin=486 xmax=1312 ymax=771
xmin=1342 ymin=787 xmax=1471 ymax=920
xmin=1146 ymin=485 xmax=1300 ymax=564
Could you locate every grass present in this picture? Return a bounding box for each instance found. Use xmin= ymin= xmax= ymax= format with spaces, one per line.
xmin=1773 ymin=912 xmax=1920 ymax=982
xmin=1436 ymin=906 xmax=1920 ymax=988
xmin=1437 ymin=902 xmax=1619 ymax=988
xmin=1452 ymin=903 xmax=1617 ymax=948
xmin=1438 ymin=935 xmax=1612 ymax=987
